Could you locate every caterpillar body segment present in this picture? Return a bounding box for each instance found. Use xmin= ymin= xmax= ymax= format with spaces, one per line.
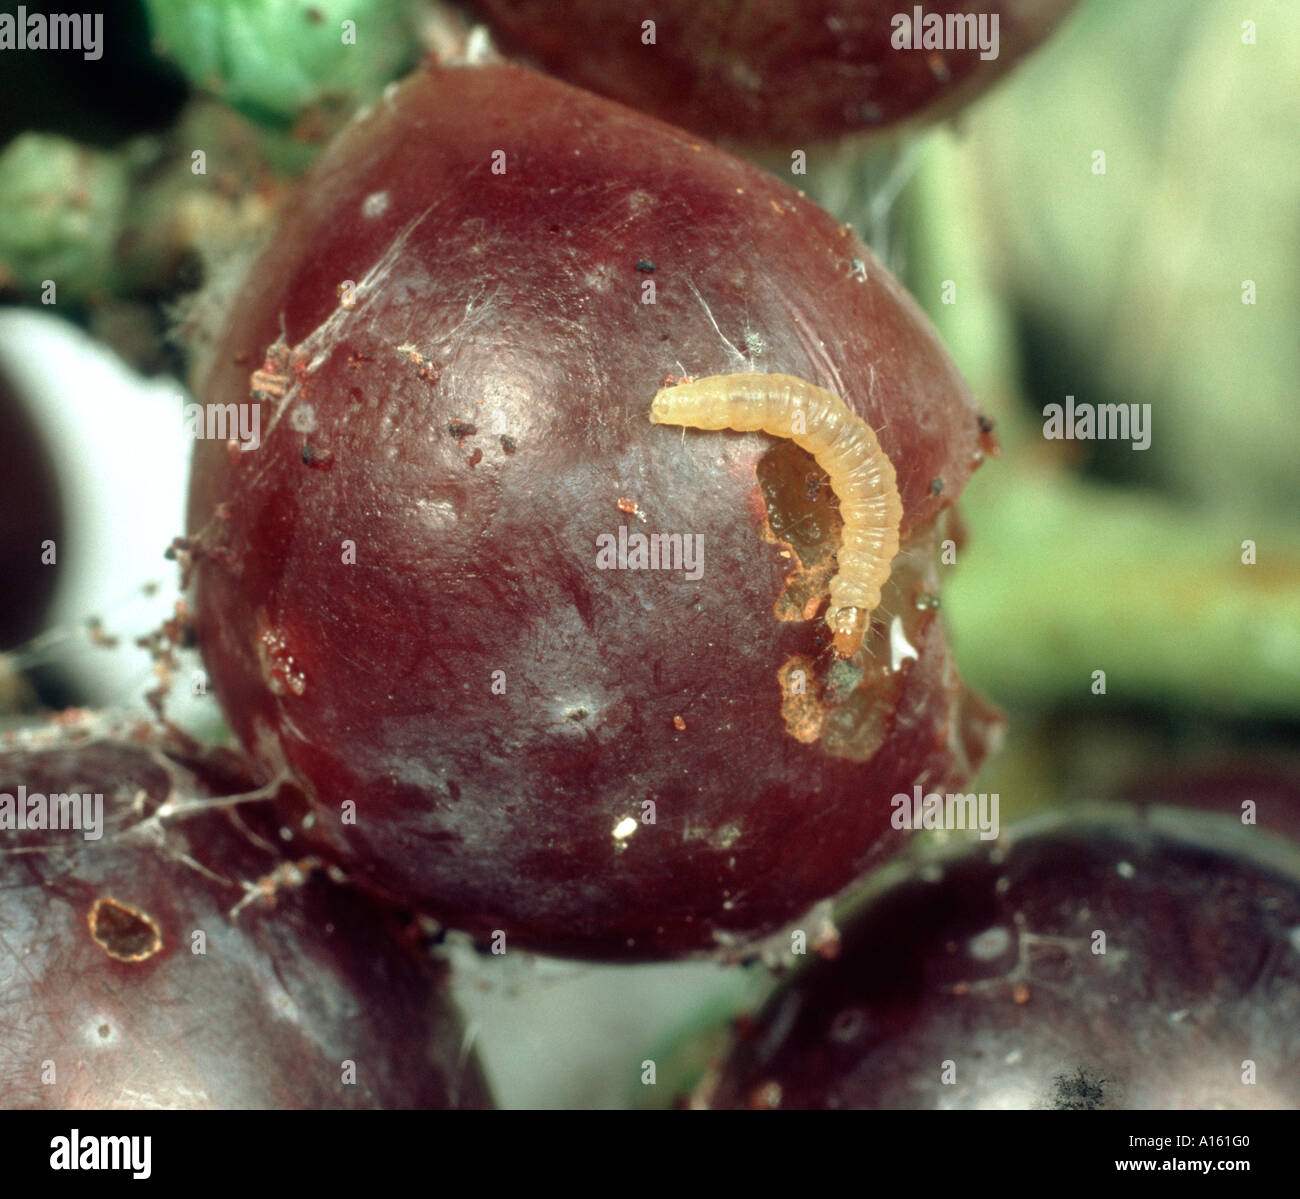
xmin=649 ymin=372 xmax=903 ymax=658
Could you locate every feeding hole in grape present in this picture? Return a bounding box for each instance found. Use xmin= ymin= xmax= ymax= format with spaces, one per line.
xmin=88 ymin=896 xmax=162 ymax=963
xmin=649 ymin=372 xmax=903 ymax=658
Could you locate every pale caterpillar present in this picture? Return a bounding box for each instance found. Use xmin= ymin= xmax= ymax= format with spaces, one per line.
xmin=649 ymin=372 xmax=903 ymax=659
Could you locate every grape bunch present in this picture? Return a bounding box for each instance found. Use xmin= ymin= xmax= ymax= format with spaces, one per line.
xmin=3 ymin=1 xmax=1295 ymax=1114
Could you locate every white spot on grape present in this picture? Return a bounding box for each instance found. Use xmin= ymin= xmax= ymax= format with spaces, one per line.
xmin=289 ymin=404 xmax=317 ymax=433
xmin=85 ymin=1018 xmax=120 ymax=1048
xmin=967 ymin=926 xmax=1012 ymax=961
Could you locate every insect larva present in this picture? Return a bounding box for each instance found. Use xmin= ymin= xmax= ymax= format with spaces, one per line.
xmin=649 ymin=372 xmax=903 ymax=658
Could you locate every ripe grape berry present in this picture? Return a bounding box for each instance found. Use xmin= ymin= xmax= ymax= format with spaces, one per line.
xmin=0 ymin=725 xmax=490 ymax=1109
xmin=466 ymin=0 xmax=1080 ymax=146
xmin=697 ymin=807 xmax=1300 ymax=1109
xmin=186 ymin=62 xmax=1001 ymax=959
xmin=0 ymin=364 xmax=63 ymax=650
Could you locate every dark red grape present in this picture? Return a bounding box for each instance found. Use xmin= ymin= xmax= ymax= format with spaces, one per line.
xmin=0 ymin=364 xmax=63 ymax=650
xmin=0 ymin=720 xmax=491 ymax=1109
xmin=697 ymin=808 xmax=1300 ymax=1108
xmin=1117 ymin=762 xmax=1300 ymax=845
xmin=186 ymin=62 xmax=1000 ymax=959
xmin=466 ymin=0 xmax=1079 ymax=146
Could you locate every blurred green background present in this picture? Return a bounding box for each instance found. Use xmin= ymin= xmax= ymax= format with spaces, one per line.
xmin=857 ymin=0 xmax=1300 ymax=824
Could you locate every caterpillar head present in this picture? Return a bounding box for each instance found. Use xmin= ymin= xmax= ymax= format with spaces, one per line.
xmin=829 ymin=605 xmax=868 ymax=659
xmin=648 ymin=389 xmax=678 ymax=425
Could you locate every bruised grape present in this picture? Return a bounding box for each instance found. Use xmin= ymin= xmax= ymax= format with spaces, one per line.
xmin=187 ymin=62 xmax=1000 ymax=959
xmin=696 ymin=807 xmax=1300 ymax=1109
xmin=0 ymin=722 xmax=491 ymax=1109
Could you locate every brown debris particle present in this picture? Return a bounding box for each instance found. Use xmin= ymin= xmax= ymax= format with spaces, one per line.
xmin=250 ymin=339 xmax=293 ymax=401
xmin=672 ymin=715 xmax=686 ymax=731
xmin=86 ymin=617 xmax=120 ymax=649
xmin=975 ymin=413 xmax=1001 ymax=458
xmin=232 ymin=857 xmax=323 ymax=916
xmin=301 ymin=443 xmax=334 ymax=470
xmin=131 ymin=599 xmax=196 ymax=718
xmin=249 ymin=371 xmax=285 ymax=401
xmin=813 ymin=927 xmax=841 ymax=960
